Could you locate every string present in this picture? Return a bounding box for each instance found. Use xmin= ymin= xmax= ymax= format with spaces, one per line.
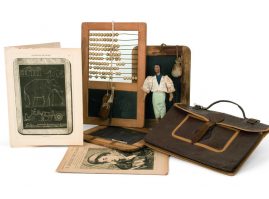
xmin=106 ymin=21 xmax=114 ymax=95
xmin=89 ymin=38 xmax=138 ymax=41
xmin=110 ymin=21 xmax=114 ymax=91
xmin=89 ymin=32 xmax=138 ymax=36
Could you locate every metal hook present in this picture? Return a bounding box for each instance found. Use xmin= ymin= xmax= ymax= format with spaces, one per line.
xmin=160 ymin=43 xmax=167 ymax=53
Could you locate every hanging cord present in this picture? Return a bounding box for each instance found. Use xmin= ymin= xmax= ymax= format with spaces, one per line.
xmin=106 ymin=21 xmax=115 ymax=95
xmin=110 ymin=21 xmax=114 ymax=89
xmin=176 ymin=45 xmax=183 ymax=66
xmin=176 ymin=45 xmax=179 ymax=58
xmin=107 ymin=21 xmax=115 ymax=104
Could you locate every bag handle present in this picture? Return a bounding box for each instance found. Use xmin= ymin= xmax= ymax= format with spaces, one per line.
xmin=204 ymin=100 xmax=247 ymax=119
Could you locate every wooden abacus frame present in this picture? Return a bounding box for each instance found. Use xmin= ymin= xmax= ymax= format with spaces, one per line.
xmin=82 ymin=22 xmax=146 ymax=128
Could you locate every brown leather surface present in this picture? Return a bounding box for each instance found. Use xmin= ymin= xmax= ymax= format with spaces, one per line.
xmin=191 ymin=121 xmax=217 ymax=143
xmin=176 ymin=104 xmax=269 ymax=132
xmin=144 ymin=104 xmax=268 ymax=173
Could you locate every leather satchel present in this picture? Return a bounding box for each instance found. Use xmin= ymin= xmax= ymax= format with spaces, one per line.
xmin=144 ymin=100 xmax=269 ymax=175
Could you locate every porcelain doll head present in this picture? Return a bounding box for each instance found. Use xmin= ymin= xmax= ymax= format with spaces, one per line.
xmin=154 ymin=65 xmax=161 ymax=75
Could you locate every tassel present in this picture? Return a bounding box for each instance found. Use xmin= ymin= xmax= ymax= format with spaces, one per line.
xmin=171 ymin=57 xmax=182 ymax=77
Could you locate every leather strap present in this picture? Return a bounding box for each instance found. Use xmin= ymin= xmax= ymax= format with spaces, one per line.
xmin=194 ymin=100 xmax=260 ymax=126
xmin=191 ymin=121 xmax=216 ymax=143
xmin=191 ymin=113 xmax=224 ymax=143
xmin=205 ymin=100 xmax=247 ymax=119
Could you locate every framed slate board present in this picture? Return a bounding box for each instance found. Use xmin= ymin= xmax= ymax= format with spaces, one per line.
xmin=145 ymin=45 xmax=191 ymax=127
xmin=82 ymin=22 xmax=146 ymax=128
xmin=13 ymin=58 xmax=73 ymax=135
xmin=84 ymin=126 xmax=149 ymax=152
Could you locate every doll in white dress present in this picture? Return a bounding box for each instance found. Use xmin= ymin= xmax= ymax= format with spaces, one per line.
xmin=142 ymin=65 xmax=175 ymax=119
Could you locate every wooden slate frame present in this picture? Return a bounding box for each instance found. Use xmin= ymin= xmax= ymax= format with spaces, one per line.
xmin=82 ymin=22 xmax=146 ymax=127
xmin=145 ymin=45 xmax=191 ymax=126
xmin=84 ymin=126 xmax=149 ymax=152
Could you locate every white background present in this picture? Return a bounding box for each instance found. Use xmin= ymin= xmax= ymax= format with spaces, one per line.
xmin=1 ymin=0 xmax=269 ymax=198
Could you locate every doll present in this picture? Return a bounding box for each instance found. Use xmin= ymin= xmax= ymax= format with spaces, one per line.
xmin=142 ymin=64 xmax=175 ymax=120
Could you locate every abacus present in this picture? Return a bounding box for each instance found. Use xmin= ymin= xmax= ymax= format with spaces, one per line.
xmin=82 ymin=22 xmax=146 ymax=127
xmin=88 ymin=30 xmax=139 ymax=82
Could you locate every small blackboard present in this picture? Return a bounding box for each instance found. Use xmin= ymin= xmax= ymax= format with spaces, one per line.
xmin=88 ymin=89 xmax=137 ymax=119
xmin=91 ymin=126 xmax=146 ymax=144
xmin=19 ymin=64 xmax=67 ymax=129
xmin=13 ymin=58 xmax=73 ymax=135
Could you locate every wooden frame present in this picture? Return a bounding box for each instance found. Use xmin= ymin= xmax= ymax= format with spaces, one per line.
xmin=13 ymin=58 xmax=73 ymax=135
xmin=84 ymin=126 xmax=149 ymax=152
xmin=145 ymin=45 xmax=191 ymax=126
xmin=82 ymin=22 xmax=146 ymax=128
